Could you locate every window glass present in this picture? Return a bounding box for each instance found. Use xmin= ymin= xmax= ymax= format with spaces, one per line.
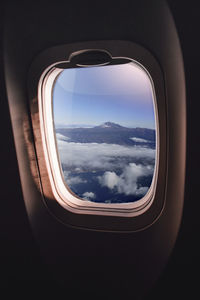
xmin=53 ymin=63 xmax=156 ymax=204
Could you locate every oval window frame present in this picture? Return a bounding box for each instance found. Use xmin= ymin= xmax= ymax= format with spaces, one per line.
xmin=39 ymin=57 xmax=159 ymax=217
xmin=28 ymin=40 xmax=167 ymax=231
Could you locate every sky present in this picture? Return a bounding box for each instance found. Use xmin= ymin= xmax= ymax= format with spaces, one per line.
xmin=53 ymin=62 xmax=156 ymax=129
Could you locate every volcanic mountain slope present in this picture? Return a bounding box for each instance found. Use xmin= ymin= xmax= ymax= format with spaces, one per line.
xmin=56 ymin=122 xmax=156 ymax=146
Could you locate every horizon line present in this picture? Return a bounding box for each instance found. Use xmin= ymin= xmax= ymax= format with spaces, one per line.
xmin=54 ymin=121 xmax=155 ymax=130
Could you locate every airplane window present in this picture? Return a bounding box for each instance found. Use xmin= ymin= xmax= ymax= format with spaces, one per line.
xmin=51 ymin=62 xmax=158 ymax=208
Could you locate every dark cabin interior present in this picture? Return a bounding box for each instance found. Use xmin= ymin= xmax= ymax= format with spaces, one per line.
xmin=0 ymin=1 xmax=200 ymax=299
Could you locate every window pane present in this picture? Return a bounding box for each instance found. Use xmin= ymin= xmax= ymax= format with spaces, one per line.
xmin=53 ymin=63 xmax=157 ymax=204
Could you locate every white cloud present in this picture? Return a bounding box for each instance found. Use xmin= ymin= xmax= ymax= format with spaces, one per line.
xmin=130 ymin=137 xmax=150 ymax=143
xmin=56 ymin=133 xmax=70 ymax=141
xmin=82 ymin=192 xmax=96 ymax=201
xmin=98 ymin=163 xmax=153 ymax=196
xmin=57 ymin=140 xmax=155 ymax=171
xmin=98 ymin=171 xmax=119 ymax=189
xmin=63 ymin=171 xmax=86 ymax=185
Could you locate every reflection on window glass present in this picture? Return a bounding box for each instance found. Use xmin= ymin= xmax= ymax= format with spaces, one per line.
xmin=53 ymin=63 xmax=156 ymax=204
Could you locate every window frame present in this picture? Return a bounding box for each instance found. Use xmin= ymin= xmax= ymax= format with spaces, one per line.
xmin=39 ymin=59 xmax=159 ymax=217
xmin=28 ymin=40 xmax=167 ymax=231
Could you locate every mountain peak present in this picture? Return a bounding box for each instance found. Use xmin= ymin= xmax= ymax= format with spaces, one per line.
xmin=98 ymin=122 xmax=123 ymax=128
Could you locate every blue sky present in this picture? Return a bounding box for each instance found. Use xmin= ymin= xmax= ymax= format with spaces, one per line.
xmin=53 ymin=63 xmax=156 ymax=129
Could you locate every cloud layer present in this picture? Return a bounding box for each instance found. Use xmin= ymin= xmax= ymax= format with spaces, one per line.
xmin=56 ymin=137 xmax=156 ymax=199
xmin=57 ymin=139 xmax=155 ymax=171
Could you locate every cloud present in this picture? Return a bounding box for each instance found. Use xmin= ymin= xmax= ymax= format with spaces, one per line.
xmin=98 ymin=163 xmax=153 ymax=196
xmin=82 ymin=192 xmax=96 ymax=201
xmin=56 ymin=133 xmax=70 ymax=141
xmin=98 ymin=171 xmax=119 ymax=189
xmin=57 ymin=140 xmax=155 ymax=171
xmin=130 ymin=137 xmax=151 ymax=143
xmin=63 ymin=171 xmax=86 ymax=185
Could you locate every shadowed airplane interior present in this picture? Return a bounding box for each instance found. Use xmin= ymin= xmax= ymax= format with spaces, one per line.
xmin=0 ymin=1 xmax=200 ymax=299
